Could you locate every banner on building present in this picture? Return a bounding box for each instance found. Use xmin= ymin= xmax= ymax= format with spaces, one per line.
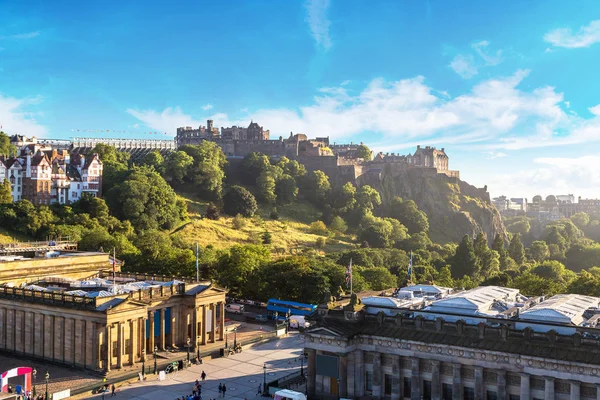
xmin=316 ymin=355 xmax=339 ymax=378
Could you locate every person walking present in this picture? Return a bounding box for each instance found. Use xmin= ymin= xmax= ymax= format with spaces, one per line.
xmin=218 ymin=383 xmax=222 ymax=397
xmin=257 ymin=384 xmax=261 ymax=394
xmin=222 ymin=384 xmax=227 ymax=398
xmin=201 ymin=371 xmax=206 ymax=383
xmin=111 ymin=384 xmax=116 ymax=397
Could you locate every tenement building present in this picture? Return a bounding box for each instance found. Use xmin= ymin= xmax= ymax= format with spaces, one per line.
xmin=305 ymin=285 xmax=600 ymax=400
xmin=0 ymin=248 xmax=226 ymax=374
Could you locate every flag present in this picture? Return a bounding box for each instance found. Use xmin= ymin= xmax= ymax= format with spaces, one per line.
xmin=407 ymin=251 xmax=413 ymax=280
xmin=345 ymin=258 xmax=352 ymax=287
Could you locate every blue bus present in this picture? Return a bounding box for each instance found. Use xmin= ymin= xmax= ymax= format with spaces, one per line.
xmin=266 ymin=299 xmax=317 ymax=318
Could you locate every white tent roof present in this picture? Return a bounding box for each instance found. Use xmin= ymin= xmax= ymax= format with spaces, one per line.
xmin=520 ymin=294 xmax=600 ymax=325
xmin=426 ymin=286 xmax=520 ymax=315
xmin=399 ymin=284 xmax=451 ymax=294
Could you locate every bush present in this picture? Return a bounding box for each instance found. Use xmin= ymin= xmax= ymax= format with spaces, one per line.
xmin=309 ymin=221 xmax=328 ymax=236
xmin=205 ymin=203 xmax=220 ymax=220
xmin=262 ymin=231 xmax=272 ymax=245
xmin=270 ymin=207 xmax=279 ymax=220
xmin=316 ymin=237 xmax=327 ymax=248
xmin=232 ymin=214 xmax=247 ymax=230
xmin=329 ymin=216 xmax=348 ymax=234
xmin=223 ymin=185 xmax=258 ymax=217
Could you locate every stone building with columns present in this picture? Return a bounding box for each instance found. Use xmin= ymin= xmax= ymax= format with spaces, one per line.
xmin=304 ymin=286 xmax=600 ymax=400
xmin=0 ymin=271 xmax=226 ymax=374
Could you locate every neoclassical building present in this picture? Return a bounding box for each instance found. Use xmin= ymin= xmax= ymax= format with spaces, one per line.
xmin=304 ymin=286 xmax=600 ymax=400
xmin=0 ymin=264 xmax=226 ymax=374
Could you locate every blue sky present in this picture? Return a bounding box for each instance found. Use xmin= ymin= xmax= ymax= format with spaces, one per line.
xmin=1 ymin=0 xmax=600 ymax=199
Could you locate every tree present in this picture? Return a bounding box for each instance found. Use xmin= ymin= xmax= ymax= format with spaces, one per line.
xmin=333 ymin=182 xmax=357 ymax=212
xmin=223 ymin=186 xmax=258 ymax=217
xmin=315 ymin=237 xmax=327 ymax=248
xmin=275 ymin=175 xmax=298 ymax=205
xmin=240 ymin=152 xmax=271 ymax=185
xmin=565 ymin=244 xmax=600 ymax=272
xmin=329 ymin=216 xmax=348 ymax=234
xmin=508 ymin=233 xmax=525 ymax=265
xmin=492 ymin=234 xmax=506 ymax=257
xmin=359 ymin=267 xmax=397 ymax=290
xmin=512 ymin=273 xmax=563 ymax=296
xmin=355 ymin=185 xmax=381 ymax=212
xmin=309 ymin=221 xmax=328 ymax=236
xmin=205 ymin=203 xmax=220 ymax=220
xmin=262 ymin=231 xmax=272 ymax=245
xmin=531 ymin=260 xmax=575 ymax=285
xmin=257 ymin=172 xmax=277 ymax=203
xmin=507 ymin=219 xmax=531 ymax=235
xmin=91 ymin=143 xmax=130 ymax=193
xmin=232 ymin=214 xmax=247 ymax=229
xmin=180 ymin=142 xmax=227 ymax=199
xmin=451 ymin=235 xmax=479 ymax=279
xmin=304 ymin=170 xmax=331 ymax=205
xmin=142 ymin=150 xmax=165 ymax=174
xmin=355 ymin=144 xmax=373 ymax=160
xmin=529 ymin=241 xmax=550 ymax=263
xmin=0 ymin=179 xmax=12 ymax=203
xmin=0 ymin=132 xmax=11 ymax=156
xmin=571 ymin=212 xmax=590 ymax=229
xmin=164 ymin=150 xmax=193 ymax=185
xmin=217 ymin=245 xmax=271 ymax=298
xmin=105 ymin=165 xmax=183 ymax=231
xmin=276 ymin=157 xmax=307 ymax=178
xmin=359 ymin=218 xmax=393 ymax=248
xmin=389 ymin=197 xmax=429 ymax=234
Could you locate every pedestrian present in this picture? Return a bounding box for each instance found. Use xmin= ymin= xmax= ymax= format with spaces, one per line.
xmin=111 ymin=383 xmax=116 ymax=397
xmin=201 ymin=371 xmax=206 ymax=382
xmin=222 ymin=384 xmax=226 ymax=397
xmin=257 ymin=384 xmax=261 ymax=394
xmin=218 ymin=383 xmax=222 ymax=397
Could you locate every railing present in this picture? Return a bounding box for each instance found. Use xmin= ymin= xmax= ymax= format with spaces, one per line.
xmin=0 ymin=286 xmax=97 ymax=308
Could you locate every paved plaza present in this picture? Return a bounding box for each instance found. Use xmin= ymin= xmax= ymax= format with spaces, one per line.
xmin=86 ymin=333 xmax=306 ymax=400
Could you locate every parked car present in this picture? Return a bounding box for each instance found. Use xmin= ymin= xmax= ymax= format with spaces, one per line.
xmin=255 ymin=314 xmax=268 ymax=322
xmin=225 ymin=303 xmax=245 ymax=314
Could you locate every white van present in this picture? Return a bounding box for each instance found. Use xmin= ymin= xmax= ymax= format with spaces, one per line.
xmin=225 ymin=303 xmax=245 ymax=314
xmin=289 ymin=315 xmax=310 ymax=329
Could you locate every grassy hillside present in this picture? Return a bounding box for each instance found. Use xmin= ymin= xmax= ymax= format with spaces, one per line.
xmin=175 ymin=192 xmax=355 ymax=254
xmin=0 ymin=227 xmax=33 ymax=244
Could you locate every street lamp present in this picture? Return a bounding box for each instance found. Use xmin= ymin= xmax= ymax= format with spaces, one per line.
xmin=141 ymin=349 xmax=146 ymax=376
xmin=196 ymin=338 xmax=200 ymax=361
xmin=336 ymin=378 xmax=340 ymax=400
xmin=300 ymin=352 xmax=304 ymax=378
xmin=233 ymin=327 xmax=237 ymax=349
xmin=225 ymin=328 xmax=229 ymax=348
xmin=153 ymin=345 xmax=158 ymax=374
xmin=44 ymin=371 xmax=49 ymax=400
xmin=32 ymin=368 xmax=37 ymax=398
xmin=186 ymin=337 xmax=191 ymax=366
xmin=263 ymin=363 xmax=267 ymax=396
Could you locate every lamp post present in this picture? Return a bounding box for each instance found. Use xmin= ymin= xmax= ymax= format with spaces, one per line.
xmin=263 ymin=363 xmax=267 ymax=396
xmin=336 ymin=378 xmax=340 ymax=400
xmin=32 ymin=368 xmax=37 ymax=398
xmin=186 ymin=337 xmax=191 ymax=366
xmin=197 ymin=337 xmax=200 ymax=361
xmin=300 ymin=352 xmax=304 ymax=378
xmin=225 ymin=328 xmax=229 ymax=348
xmin=44 ymin=371 xmax=49 ymax=400
xmin=233 ymin=327 xmax=237 ymax=349
xmin=141 ymin=350 xmax=146 ymax=376
xmin=153 ymin=345 xmax=158 ymax=374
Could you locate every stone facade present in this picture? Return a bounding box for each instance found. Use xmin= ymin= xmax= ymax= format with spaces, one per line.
xmin=0 ymin=272 xmax=226 ymax=375
xmin=305 ymin=309 xmax=600 ymax=400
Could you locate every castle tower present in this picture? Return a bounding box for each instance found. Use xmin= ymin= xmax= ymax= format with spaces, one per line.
xmin=207 ymin=120 xmax=213 ymax=132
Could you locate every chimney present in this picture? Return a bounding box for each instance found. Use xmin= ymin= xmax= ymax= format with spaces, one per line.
xmin=26 ymin=152 xmax=32 ymax=178
xmin=417 ymin=145 xmax=421 ymax=149
xmin=80 ymin=155 xmax=85 ymax=169
xmin=441 ymin=148 xmax=445 ymax=152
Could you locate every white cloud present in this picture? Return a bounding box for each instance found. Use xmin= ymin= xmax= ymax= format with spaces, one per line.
xmin=544 ymin=20 xmax=600 ymax=48
xmin=487 ymin=155 xmax=600 ymax=199
xmin=564 ymin=101 xmax=570 ymax=109
xmin=449 ymin=41 xmax=504 ymax=79
xmin=589 ymin=104 xmax=600 ymax=116
xmin=128 ymin=69 xmax=600 ymax=153
xmin=305 ymin=0 xmax=332 ymax=51
xmin=0 ymin=93 xmax=46 ymax=136
xmin=202 ymin=104 xmax=213 ymax=111
xmin=485 ymin=151 xmax=508 ymax=159
xmin=449 ymin=54 xmax=478 ymax=79
xmin=0 ymin=31 xmax=40 ymax=40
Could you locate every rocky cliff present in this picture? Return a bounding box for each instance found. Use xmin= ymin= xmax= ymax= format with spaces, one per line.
xmin=358 ymin=164 xmax=506 ymax=244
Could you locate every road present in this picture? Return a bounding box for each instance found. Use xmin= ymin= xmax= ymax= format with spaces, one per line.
xmin=85 ymin=333 xmax=306 ymax=400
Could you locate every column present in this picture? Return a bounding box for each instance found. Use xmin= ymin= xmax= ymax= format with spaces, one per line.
xmin=160 ymin=309 xmax=166 ymax=350
xmin=170 ymin=310 xmax=177 ymax=348
xmin=130 ymin=319 xmax=137 ymax=365
xmin=570 ymin=381 xmax=580 ymax=400
xmin=149 ymin=311 xmax=155 ymax=352
xmin=431 ymin=360 xmax=441 ymax=400
xmin=372 ymin=352 xmax=382 ymax=398
xmin=391 ymin=355 xmax=401 ymax=400
xmin=452 ymin=364 xmax=462 ymax=400
xmin=211 ymin=303 xmax=217 ymax=343
xmin=141 ymin=317 xmax=147 ymax=357
xmin=117 ymin=322 xmax=123 ymax=369
xmin=97 ymin=325 xmax=103 ymax=370
xmin=474 ymin=367 xmax=483 ymax=400
xmin=519 ymin=373 xmax=530 ymax=400
xmin=596 ymin=384 xmax=600 ymax=400
xmin=496 ymin=370 xmax=506 ymax=400
xmin=201 ymin=305 xmax=207 ymax=345
xmin=355 ymin=350 xmax=365 ymax=398
xmin=307 ymin=349 xmax=316 ymax=397
xmin=191 ymin=309 xmax=198 ymax=350
xmin=347 ymin=351 xmax=356 ymax=399
xmin=411 ymin=358 xmax=421 ymax=400
xmin=544 ymin=376 xmax=554 ymax=400
xmin=106 ymin=324 xmax=112 ymax=372
xmin=339 ymin=354 xmax=348 ymax=399
xmin=219 ymin=302 xmax=225 ymax=341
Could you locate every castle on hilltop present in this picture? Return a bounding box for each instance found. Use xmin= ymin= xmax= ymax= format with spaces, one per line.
xmin=176 ymin=120 xmax=460 ymax=182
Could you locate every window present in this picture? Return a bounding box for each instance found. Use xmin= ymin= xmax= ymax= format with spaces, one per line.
xmin=422 ymin=380 xmax=431 ymax=400
xmin=442 ymin=383 xmax=453 ymax=400
xmin=365 ymin=371 xmax=373 ymax=392
xmin=125 ymin=339 xmax=131 ymax=351
xmin=384 ymin=374 xmax=392 ymax=395
xmin=112 ymin=341 xmax=118 ymax=358
xmin=464 ymin=387 xmax=475 ymax=400
xmin=487 ymin=390 xmax=498 ymax=400
xmin=403 ymin=377 xmax=411 ymax=398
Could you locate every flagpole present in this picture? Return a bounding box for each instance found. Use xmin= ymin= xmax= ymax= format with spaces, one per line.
xmin=113 ymin=247 xmax=116 ymax=295
xmin=350 ymin=258 xmax=353 ymax=295
xmin=196 ymin=242 xmax=199 ymax=283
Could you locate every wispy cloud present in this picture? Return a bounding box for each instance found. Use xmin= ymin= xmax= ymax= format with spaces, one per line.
xmin=305 ymin=0 xmax=332 ymax=51
xmin=0 ymin=94 xmax=47 ymax=136
xmin=485 ymin=151 xmax=508 ymax=159
xmin=449 ymin=41 xmax=504 ymax=79
xmin=544 ymin=20 xmax=600 ymax=48
xmin=202 ymin=104 xmax=213 ymax=111
xmin=0 ymin=31 xmax=40 ymax=40
xmin=126 ymin=107 xmax=204 ymax=134
xmin=589 ymin=104 xmax=600 ymax=116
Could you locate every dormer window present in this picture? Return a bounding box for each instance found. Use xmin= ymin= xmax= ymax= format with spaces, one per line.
xmin=10 ymin=176 xmax=15 ymax=184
